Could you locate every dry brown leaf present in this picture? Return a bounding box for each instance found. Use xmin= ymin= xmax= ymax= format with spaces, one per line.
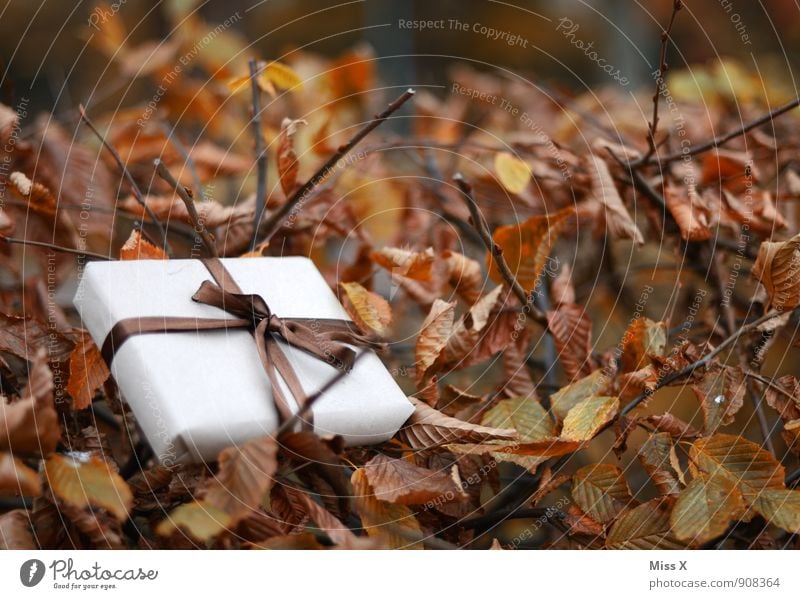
xmin=371 ymin=247 xmax=435 ymax=281
xmin=442 ymin=286 xmax=503 ymax=365
xmin=670 ymin=472 xmax=746 ymax=545
xmin=752 ymin=489 xmax=800 ymax=533
xmin=585 ymin=154 xmax=644 ymax=245
xmin=203 ymin=436 xmax=278 ymax=525
xmin=66 ymin=331 xmax=110 ymax=410
xmin=638 ymin=433 xmax=682 ymax=495
xmin=546 ymin=303 xmax=594 ymax=380
xmin=752 ymin=232 xmax=800 ymax=311
xmin=119 ymin=230 xmax=168 ymax=260
xmin=277 ymin=118 xmax=306 ymax=196
xmin=572 ymin=463 xmax=634 ymax=523
xmin=0 ymin=350 xmax=60 ymax=456
xmin=118 ymin=194 xmax=252 ymax=229
xmin=619 ymin=317 xmax=667 ymax=373
xmin=551 ymin=263 xmax=576 ymax=306
xmin=664 ymin=184 xmax=712 ymax=241
xmin=692 ymin=366 xmax=746 ymax=434
xmin=488 ymin=208 xmax=573 ymax=292
xmin=7 ymin=171 xmax=57 ymax=217
xmin=690 ymin=434 xmax=785 ymax=501
xmin=605 ymin=500 xmax=684 ymax=549
xmin=351 ymin=468 xmax=423 ymax=549
xmin=0 ymin=452 xmax=42 ymax=496
xmin=0 ymin=510 xmax=36 ymax=549
xmin=443 ymin=250 xmax=483 ymax=304
xmin=395 ymin=396 xmax=517 ymax=450
xmin=645 ymin=413 xmax=702 ymax=439
xmin=415 ymin=299 xmax=455 ymax=388
xmin=363 ymin=454 xmax=467 ymax=505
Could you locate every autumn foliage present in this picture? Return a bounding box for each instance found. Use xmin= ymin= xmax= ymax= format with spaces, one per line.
xmin=2 ymin=3 xmax=800 ymax=551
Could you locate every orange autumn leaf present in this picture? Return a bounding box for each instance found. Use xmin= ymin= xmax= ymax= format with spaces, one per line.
xmin=119 ymin=230 xmax=168 ymax=260
xmin=488 ymin=208 xmax=573 ymax=292
xmin=66 ymin=331 xmax=110 ymax=411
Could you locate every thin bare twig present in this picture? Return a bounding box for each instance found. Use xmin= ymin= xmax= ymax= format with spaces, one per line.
xmin=634 ymin=96 xmax=800 ymax=167
xmin=153 ymin=159 xmax=218 ymax=257
xmin=78 ymin=105 xmax=173 ymax=256
xmin=257 ymin=88 xmax=416 ymax=245
xmin=641 ymin=0 xmax=682 ymax=163
xmin=276 ymin=352 xmax=367 ymax=437
xmin=249 ymin=59 xmax=268 ymax=251
xmin=1 ymin=235 xmax=111 ymax=261
xmin=709 ymin=248 xmax=775 ymax=453
xmin=621 ymin=309 xmax=786 ymax=416
xmin=453 ymin=173 xmax=547 ymax=325
xmin=162 ymin=122 xmax=205 ymax=201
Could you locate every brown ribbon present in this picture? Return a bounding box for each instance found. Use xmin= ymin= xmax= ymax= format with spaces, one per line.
xmin=101 ymin=257 xmax=383 ymax=427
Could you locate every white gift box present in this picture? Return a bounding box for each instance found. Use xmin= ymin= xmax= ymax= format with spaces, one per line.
xmin=73 ymin=257 xmax=414 ymax=464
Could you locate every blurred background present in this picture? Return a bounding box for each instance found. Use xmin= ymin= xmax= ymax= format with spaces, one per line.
xmin=2 ymin=0 xmax=799 ymax=116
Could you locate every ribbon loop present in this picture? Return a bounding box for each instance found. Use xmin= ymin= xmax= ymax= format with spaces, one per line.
xmin=101 ymin=259 xmax=381 ymax=430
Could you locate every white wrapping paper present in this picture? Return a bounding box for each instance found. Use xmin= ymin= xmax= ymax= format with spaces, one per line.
xmin=73 ymin=257 xmax=414 ymax=464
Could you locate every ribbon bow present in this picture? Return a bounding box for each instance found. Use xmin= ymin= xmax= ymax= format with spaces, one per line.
xmin=101 ymin=257 xmax=383 ymax=427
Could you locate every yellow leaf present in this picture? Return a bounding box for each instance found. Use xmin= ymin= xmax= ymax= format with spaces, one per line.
xmin=572 ymin=464 xmax=633 ymax=523
xmin=340 ymin=282 xmax=392 ymax=336
xmin=488 ymin=208 xmax=573 ymax=292
xmin=44 ymin=454 xmax=132 ymax=521
xmin=481 ymin=396 xmax=555 ymax=471
xmin=549 ymin=369 xmax=607 ymax=421
xmin=561 ymin=395 xmax=619 ymax=441
xmin=262 ymin=61 xmax=302 ymax=91
xmin=156 ymin=501 xmax=232 ymax=541
xmin=670 ymin=473 xmax=746 ymax=545
xmin=494 ymin=152 xmax=531 ymax=194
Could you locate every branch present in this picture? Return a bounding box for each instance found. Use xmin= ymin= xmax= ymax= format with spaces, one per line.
xmin=257 ymin=88 xmax=416 ymax=245
xmin=641 ymin=0 xmax=682 ymax=163
xmin=78 ymin=105 xmax=173 ymax=256
xmin=0 ymin=235 xmax=111 ymax=261
xmin=709 ymin=247 xmax=774 ymax=453
xmin=620 ymin=309 xmax=787 ymax=416
xmin=453 ymin=173 xmax=547 ymax=325
xmin=153 ymin=159 xmax=218 ymax=257
xmin=249 ymin=59 xmax=268 ymax=251
xmin=633 ymin=96 xmax=800 ymax=167
xmin=275 ymin=352 xmax=367 ymax=437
